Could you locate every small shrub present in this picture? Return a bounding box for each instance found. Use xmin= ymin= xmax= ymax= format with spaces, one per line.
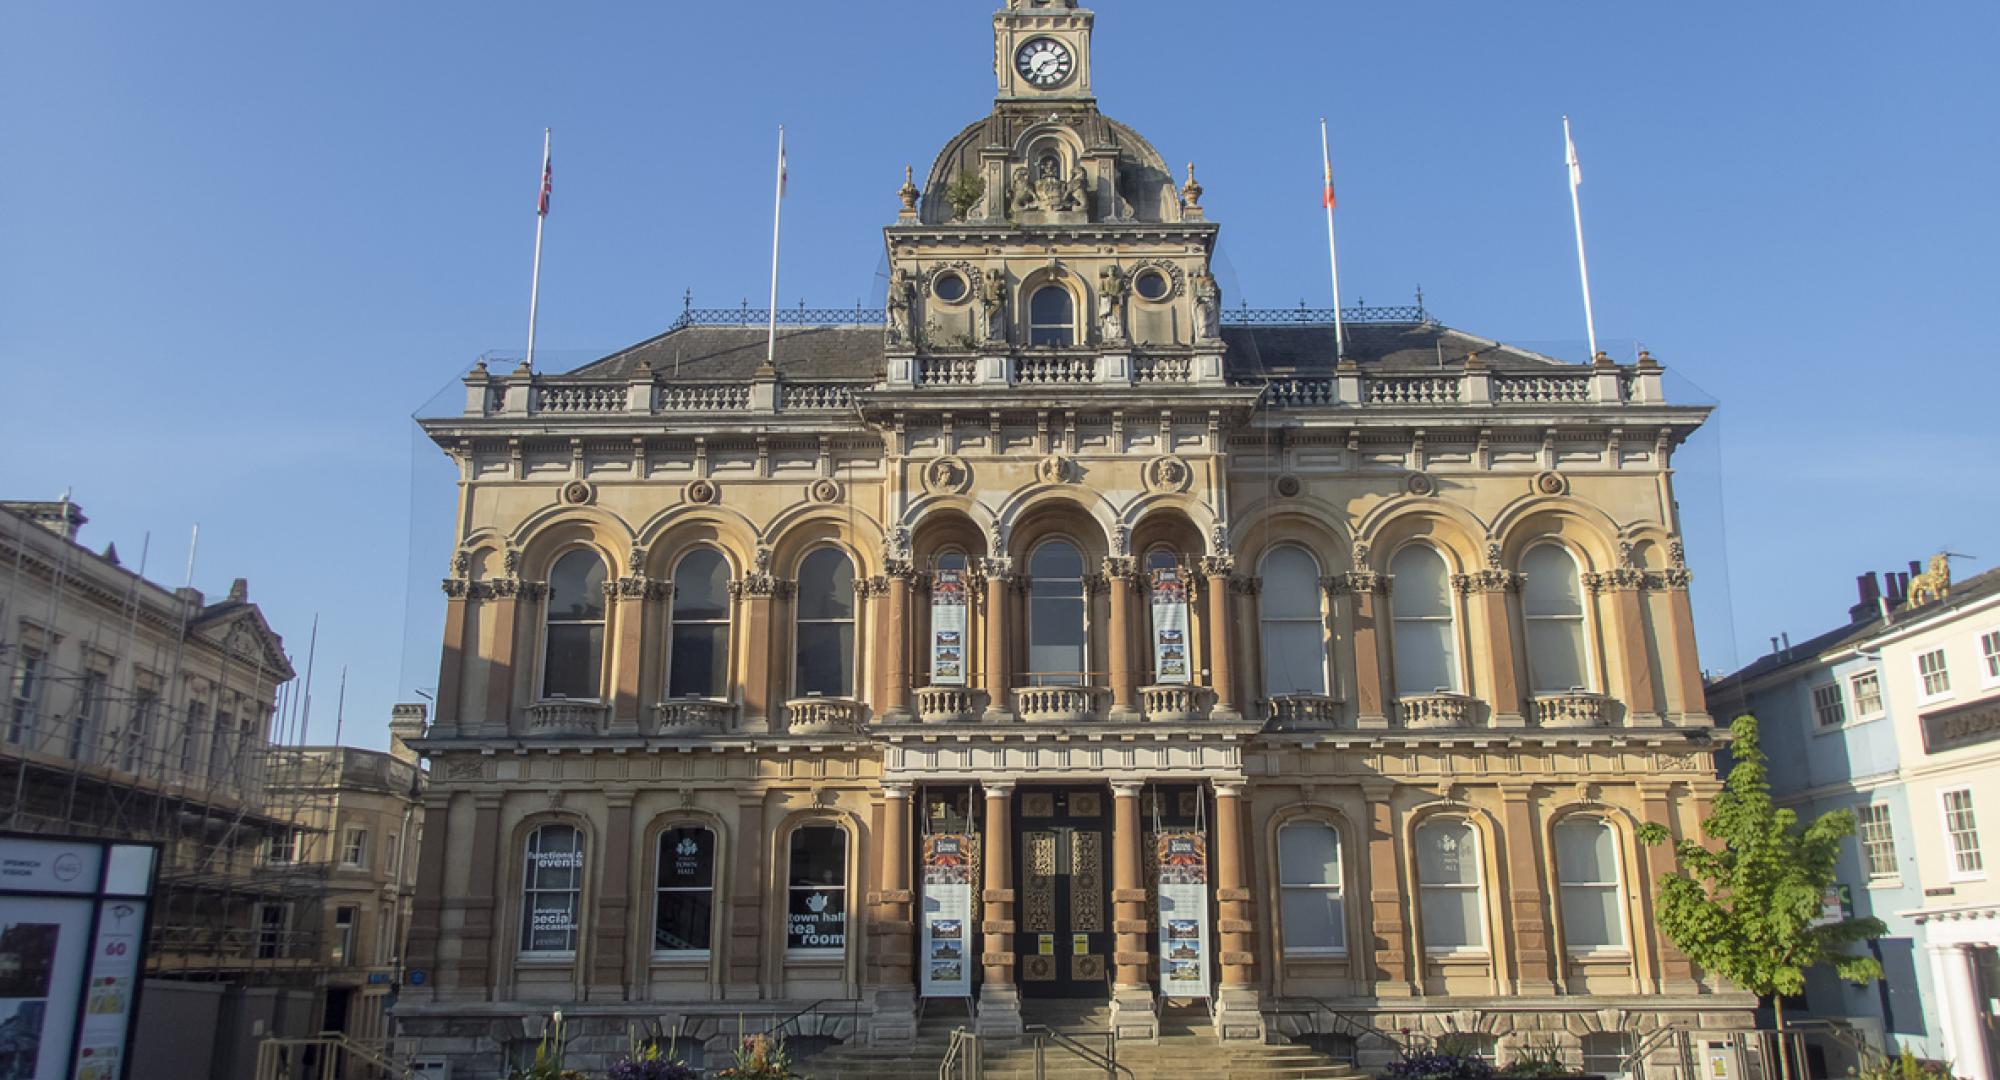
xmin=945 ymin=171 xmax=986 ymax=220
xmin=1385 ymin=1046 xmax=1496 ymax=1080
xmin=718 ymin=1033 xmax=799 ymax=1080
xmin=1855 ymin=1049 xmax=1958 ymax=1080
xmin=607 ymin=1028 xmax=699 ymax=1080
xmin=1503 ymin=1041 xmax=1577 ymax=1079
xmin=508 ymin=1011 xmax=586 ymax=1080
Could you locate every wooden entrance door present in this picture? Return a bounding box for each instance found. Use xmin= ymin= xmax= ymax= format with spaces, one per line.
xmin=1013 ymin=785 xmax=1110 ymax=999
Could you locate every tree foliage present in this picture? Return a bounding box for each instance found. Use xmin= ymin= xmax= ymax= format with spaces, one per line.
xmin=1636 ymin=715 xmax=1886 ymax=1008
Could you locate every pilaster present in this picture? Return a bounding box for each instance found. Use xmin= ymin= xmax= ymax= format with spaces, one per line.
xmin=869 ymin=784 xmax=918 ymax=1044
xmin=1202 ymin=557 xmax=1240 ymax=721
xmin=981 ymin=562 xmax=1014 ymax=723
xmin=976 ymin=782 xmax=1023 ymax=1037
xmin=1497 ymin=782 xmax=1556 ymax=994
xmin=1363 ymin=781 xmax=1414 ymax=995
xmin=1108 ymin=782 xmax=1158 ymax=1041
xmin=1104 ymin=558 xmax=1140 ymax=721
xmin=1211 ymin=783 xmax=1264 ymax=1041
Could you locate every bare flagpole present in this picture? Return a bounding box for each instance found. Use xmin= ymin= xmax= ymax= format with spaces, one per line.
xmin=765 ymin=125 xmax=787 ymax=373
xmin=1564 ymin=116 xmax=1599 ymax=361
xmin=1319 ymin=118 xmax=1345 ymax=359
xmin=526 ymin=127 xmax=552 ymax=370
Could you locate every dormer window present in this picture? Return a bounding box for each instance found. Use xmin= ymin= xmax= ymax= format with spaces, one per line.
xmin=1029 ymin=286 xmax=1075 ymax=347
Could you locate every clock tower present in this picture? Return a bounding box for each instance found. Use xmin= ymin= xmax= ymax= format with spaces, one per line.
xmin=994 ymin=0 xmax=1094 ymax=102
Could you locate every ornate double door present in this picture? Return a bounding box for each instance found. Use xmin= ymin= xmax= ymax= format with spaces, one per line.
xmin=1012 ymin=785 xmax=1111 ymax=999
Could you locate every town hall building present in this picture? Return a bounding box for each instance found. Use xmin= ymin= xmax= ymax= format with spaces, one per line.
xmin=399 ymin=2 xmax=1754 ymax=1074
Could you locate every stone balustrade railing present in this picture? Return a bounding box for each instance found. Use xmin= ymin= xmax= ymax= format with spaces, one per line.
xmin=1139 ymin=684 xmax=1214 ymax=723
xmin=784 ymin=697 xmax=869 ymax=735
xmin=653 ymin=698 xmax=736 ymax=735
xmin=1263 ymin=694 xmax=1344 ymax=732
xmin=527 ymin=700 xmax=608 ymax=736
xmin=1247 ymin=360 xmax=1663 ymax=411
xmin=1532 ymin=692 xmax=1612 ymax=728
xmin=1014 ymin=685 xmax=1107 ymax=724
xmin=913 ymin=686 xmax=980 ymax=724
xmin=1397 ymin=693 xmax=1477 ymax=730
xmin=1015 ymin=354 xmax=1097 ymax=386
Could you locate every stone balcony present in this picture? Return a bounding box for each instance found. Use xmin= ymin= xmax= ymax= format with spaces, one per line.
xmin=652 ymin=698 xmax=736 ymax=736
xmin=1139 ymin=684 xmax=1214 ymax=723
xmin=913 ymin=686 xmax=981 ymax=724
xmin=1532 ymin=692 xmax=1613 ymax=728
xmin=1263 ymin=694 xmax=1344 ymax=732
xmin=526 ymin=700 xmax=608 ymax=736
xmin=1013 ymin=685 xmax=1109 ymax=724
xmin=784 ymin=697 xmax=869 ymax=735
xmin=1396 ymin=693 xmax=1477 ymax=730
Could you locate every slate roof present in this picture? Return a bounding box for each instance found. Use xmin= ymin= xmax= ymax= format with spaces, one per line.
xmin=556 ymin=320 xmax=1579 ymax=383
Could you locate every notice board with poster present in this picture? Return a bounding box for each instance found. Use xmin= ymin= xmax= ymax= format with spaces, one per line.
xmin=0 ymin=833 xmax=158 ymax=1080
xmin=919 ymin=834 xmax=974 ymax=998
xmin=1154 ymin=831 xmax=1211 ymax=1001
xmin=930 ymin=570 xmax=969 ymax=686
xmin=1149 ymin=568 xmax=1191 ymax=685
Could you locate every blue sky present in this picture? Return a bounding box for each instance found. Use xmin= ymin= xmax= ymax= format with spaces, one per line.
xmin=4 ymin=2 xmax=1995 ymax=748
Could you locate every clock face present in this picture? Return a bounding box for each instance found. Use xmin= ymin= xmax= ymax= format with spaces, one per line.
xmin=1015 ymin=38 xmax=1074 ymax=88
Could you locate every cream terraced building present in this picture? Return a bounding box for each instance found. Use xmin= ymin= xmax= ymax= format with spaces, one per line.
xmin=398 ymin=2 xmax=1752 ymax=1074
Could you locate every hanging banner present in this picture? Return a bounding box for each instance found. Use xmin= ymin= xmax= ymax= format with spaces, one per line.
xmin=930 ymin=570 xmax=969 ymax=687
xmin=1154 ymin=831 xmax=1211 ymax=1001
xmin=1150 ymin=568 xmax=1191 ymax=685
xmin=920 ymin=834 xmax=973 ymax=998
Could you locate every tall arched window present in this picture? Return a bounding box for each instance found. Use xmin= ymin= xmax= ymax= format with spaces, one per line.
xmin=794 ymin=549 xmax=856 ymax=698
xmin=655 ymin=825 xmax=716 ymax=955
xmin=1027 ymin=540 xmax=1087 ymax=686
xmin=543 ymin=550 xmax=608 ymax=700
xmin=1278 ymin=821 xmax=1345 ymax=952
xmin=1261 ymin=546 xmax=1328 ymax=697
xmin=1415 ymin=818 xmax=1485 ymax=951
xmin=1523 ymin=544 xmax=1590 ymax=693
xmin=1389 ymin=545 xmax=1459 ymax=695
xmin=520 ymin=823 xmax=584 ymax=954
xmin=786 ymin=824 xmax=849 ymax=954
xmin=1554 ymin=817 xmax=1625 ymax=950
xmin=669 ymin=549 xmax=731 ymax=699
xmin=1028 ymin=286 xmax=1075 ymax=347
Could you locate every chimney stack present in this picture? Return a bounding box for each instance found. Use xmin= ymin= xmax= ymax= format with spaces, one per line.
xmin=1850 ymin=572 xmax=1882 ymax=622
xmin=1 ymin=500 xmax=87 ymax=543
xmin=388 ymin=703 xmax=428 ymax=765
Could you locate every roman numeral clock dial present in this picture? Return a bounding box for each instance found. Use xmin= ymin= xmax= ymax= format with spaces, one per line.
xmin=1014 ymin=38 xmax=1074 ymax=88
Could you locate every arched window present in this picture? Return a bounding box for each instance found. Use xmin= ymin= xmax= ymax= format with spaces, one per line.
xmin=1261 ymin=546 xmax=1328 ymax=697
xmin=669 ymin=549 xmax=731 ymax=699
xmin=1027 ymin=540 xmax=1087 ymax=686
xmin=1389 ymin=545 xmax=1459 ymax=695
xmin=1278 ymin=821 xmax=1345 ymax=952
xmin=543 ymin=550 xmax=608 ymax=700
xmin=1554 ymin=817 xmax=1625 ymax=950
xmin=1523 ymin=544 xmax=1590 ymax=693
xmin=1029 ymin=286 xmax=1075 ymax=347
xmin=520 ymin=823 xmax=584 ymax=954
xmin=786 ymin=824 xmax=849 ymax=953
xmin=1415 ymin=818 xmax=1485 ymax=951
xmin=655 ymin=825 xmax=716 ymax=955
xmin=794 ymin=549 xmax=856 ymax=698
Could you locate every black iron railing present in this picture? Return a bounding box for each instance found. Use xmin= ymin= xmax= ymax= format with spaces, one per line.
xmin=662 ymin=295 xmax=1433 ymax=330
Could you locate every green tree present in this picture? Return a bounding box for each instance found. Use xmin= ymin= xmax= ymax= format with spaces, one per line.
xmin=1636 ymin=715 xmax=1886 ymax=1038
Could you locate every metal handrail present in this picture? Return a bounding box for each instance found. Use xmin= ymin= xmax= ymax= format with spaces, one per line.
xmin=1624 ymin=1025 xmax=1695 ymax=1080
xmin=1023 ymin=1024 xmax=1132 ymax=1080
xmin=1273 ymin=997 xmax=1429 ymax=1057
xmin=939 ymin=1028 xmax=982 ymax=1080
xmin=762 ymin=996 xmax=867 ymax=1045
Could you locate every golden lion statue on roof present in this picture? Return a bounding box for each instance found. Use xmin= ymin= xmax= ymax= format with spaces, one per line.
xmin=1906 ymin=552 xmax=1952 ymax=608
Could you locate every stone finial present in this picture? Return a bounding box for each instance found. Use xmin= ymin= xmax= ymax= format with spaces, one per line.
xmin=1636 ymin=349 xmax=1659 ymax=369
xmin=1181 ymin=162 xmax=1204 ymax=211
xmin=898 ymin=165 xmax=920 ymax=213
xmin=228 ymin=577 xmax=249 ymax=603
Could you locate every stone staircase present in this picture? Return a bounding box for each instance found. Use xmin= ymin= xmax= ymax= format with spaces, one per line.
xmin=795 ymin=1000 xmax=1359 ymax=1080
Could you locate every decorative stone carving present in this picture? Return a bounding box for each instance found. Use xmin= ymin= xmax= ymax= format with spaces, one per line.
xmin=1274 ymin=474 xmax=1302 ymax=498
xmin=1010 ymin=165 xmax=1038 ymax=213
xmin=886 ymin=268 xmax=916 ymax=346
xmin=1534 ymin=470 xmax=1568 ymax=496
xmin=628 ymin=547 xmax=648 ymax=575
xmin=1617 ymin=540 xmax=1638 ymax=569
xmin=1668 ymin=539 xmax=1687 ymax=568
xmin=560 ymin=479 xmax=594 ymax=506
xmin=452 ymin=550 xmax=472 ymax=576
xmin=1406 ymin=472 xmax=1437 ymax=497
xmin=1211 ymin=525 xmax=1232 ymax=558
xmin=1129 ymin=259 xmax=1184 ymax=301
xmin=684 ymin=479 xmax=718 ymax=505
xmin=1111 ymin=524 xmax=1131 ymax=558
xmin=1065 ymin=169 xmax=1090 ymax=218
xmin=1144 ymin=454 xmax=1192 ymax=494
xmin=1582 ymin=568 xmax=1645 ymax=593
xmin=1485 ymin=541 xmax=1504 ymax=571
xmin=923 ymin=456 xmax=972 ymax=496
xmin=440 ymin=578 xmax=469 ymax=599
xmin=809 ymin=478 xmax=843 ymax=504
xmin=898 ymin=165 xmax=920 ymax=213
xmin=1180 ymin=162 xmax=1203 ymax=211
xmin=988 ymin=521 xmax=1007 ymax=556
xmin=981 ymin=269 xmax=1010 ymax=345
xmin=1191 ymin=268 xmax=1221 ymax=341
xmin=504 ymin=548 xmax=522 ymax=576
xmin=1453 ymin=570 xmax=1522 ymax=594
xmin=1096 ymin=265 xmax=1128 ymax=343
xmin=1036 ymin=454 xmax=1072 ymax=485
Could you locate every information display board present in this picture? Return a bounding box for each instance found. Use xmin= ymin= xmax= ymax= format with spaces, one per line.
xmin=929 ymin=570 xmax=969 ymax=686
xmin=1154 ymin=831 xmax=1211 ymax=1001
xmin=1149 ymin=568 xmax=1191 ymax=685
xmin=0 ymin=835 xmax=157 ymax=1080
xmin=919 ymin=834 xmax=974 ymax=998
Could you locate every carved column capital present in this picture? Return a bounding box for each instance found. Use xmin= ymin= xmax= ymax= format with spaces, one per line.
xmin=1344 ymin=570 xmax=1389 ymax=595
xmin=1453 ymin=570 xmax=1522 ymax=594
xmin=1200 ymin=554 xmax=1236 ymax=578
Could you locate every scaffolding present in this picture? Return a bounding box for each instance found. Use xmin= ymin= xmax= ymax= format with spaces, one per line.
xmin=0 ymin=500 xmax=338 ymax=987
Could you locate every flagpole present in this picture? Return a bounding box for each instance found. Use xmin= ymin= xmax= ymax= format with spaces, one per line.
xmin=1320 ymin=118 xmax=1345 ymax=359
xmin=765 ymin=125 xmax=786 ymax=373
xmin=1564 ymin=116 xmax=1599 ymax=361
xmin=526 ymin=127 xmax=550 ymax=370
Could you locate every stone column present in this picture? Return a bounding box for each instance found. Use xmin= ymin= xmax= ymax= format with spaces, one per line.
xmin=981 ymin=562 xmax=1014 ymax=722
xmin=1932 ymin=946 xmax=1993 ymax=1080
xmin=1109 ymin=782 xmax=1159 ymax=1040
xmin=1105 ymin=558 xmax=1141 ymax=721
xmin=609 ymin=580 xmax=652 ymax=736
xmin=1362 ymin=781 xmax=1414 ymax=995
xmin=1601 ymin=577 xmax=1659 ymax=722
xmin=485 ymin=588 xmax=524 ymax=735
xmin=1463 ymin=574 xmax=1526 ymax=727
xmin=434 ymin=586 xmax=470 ymax=737
xmin=1203 ymin=557 xmax=1240 ymax=721
xmin=870 ymin=784 xmax=918 ymax=1043
xmin=592 ymin=794 xmax=635 ymax=997
xmin=976 ymin=782 xmax=1022 ymax=1036
xmin=1497 ymin=782 xmax=1556 ymax=993
xmin=404 ymin=789 xmax=453 ymax=999
xmin=1658 ymin=571 xmax=1709 ymax=724
xmin=1638 ymin=783 xmax=1698 ymax=991
xmin=456 ymin=792 xmax=504 ymax=991
xmin=736 ymin=579 xmax=778 ymax=734
xmin=1347 ymin=573 xmax=1390 ymax=729
xmin=884 ymin=570 xmax=914 ymax=722
xmin=726 ymin=790 xmax=768 ymax=1000
xmin=1212 ymin=783 xmax=1265 ymax=1040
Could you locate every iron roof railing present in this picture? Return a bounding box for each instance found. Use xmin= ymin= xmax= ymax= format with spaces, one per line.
xmin=663 ymin=294 xmax=1433 ymax=330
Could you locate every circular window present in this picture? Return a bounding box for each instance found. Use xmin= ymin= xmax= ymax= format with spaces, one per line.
xmin=1134 ymin=269 xmax=1171 ymax=302
xmin=933 ymin=272 xmax=969 ymax=304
